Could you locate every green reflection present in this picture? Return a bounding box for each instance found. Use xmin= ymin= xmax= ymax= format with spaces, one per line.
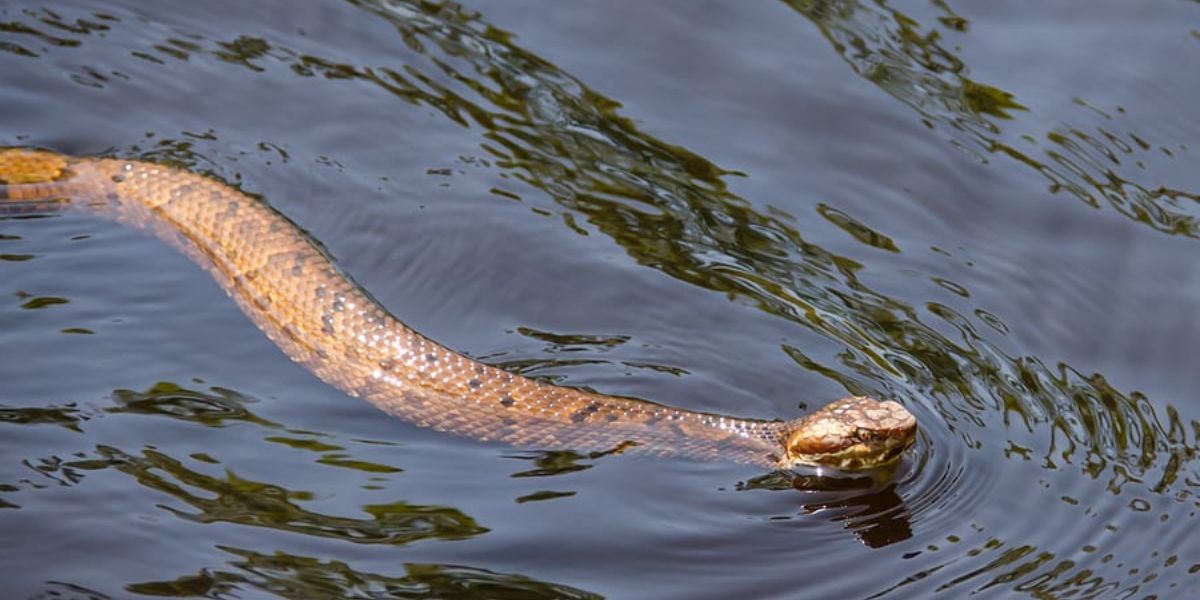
xmin=316 ymin=454 xmax=404 ymax=473
xmin=63 ymin=444 xmax=485 ymax=545
xmin=18 ymin=294 xmax=68 ymax=309
xmin=871 ymin=531 xmax=1183 ymax=599
xmin=109 ymin=381 xmax=280 ymax=430
xmin=504 ymin=439 xmax=638 ymax=478
xmin=264 ymin=436 xmax=344 ymax=453
xmin=1 ymin=382 xmax=480 ymax=546
xmin=784 ymin=0 xmax=1200 ymax=238
xmin=816 ymin=203 xmax=900 ymax=253
xmin=515 ymin=490 xmax=576 ymax=503
xmin=0 ymin=382 xmax=281 ymax=437
xmin=506 ymin=450 xmax=594 ymax=478
xmin=0 ymin=402 xmax=87 ymax=431
xmin=127 ymin=547 xmax=602 ymax=599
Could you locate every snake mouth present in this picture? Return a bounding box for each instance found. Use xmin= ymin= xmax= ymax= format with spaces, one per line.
xmin=784 ymin=435 xmax=914 ymax=471
xmin=877 ymin=442 xmax=910 ymax=462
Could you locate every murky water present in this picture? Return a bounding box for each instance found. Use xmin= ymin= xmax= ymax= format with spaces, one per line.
xmin=2 ymin=1 xmax=1199 ymax=598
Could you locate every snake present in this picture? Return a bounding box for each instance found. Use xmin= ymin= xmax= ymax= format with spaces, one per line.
xmin=0 ymin=148 xmax=916 ymax=470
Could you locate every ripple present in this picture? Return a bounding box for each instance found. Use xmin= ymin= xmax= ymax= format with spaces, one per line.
xmin=895 ymin=429 xmax=991 ymax=536
xmin=2 ymin=0 xmax=1198 ymax=597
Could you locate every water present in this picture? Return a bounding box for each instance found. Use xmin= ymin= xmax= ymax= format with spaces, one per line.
xmin=2 ymin=1 xmax=1199 ymax=598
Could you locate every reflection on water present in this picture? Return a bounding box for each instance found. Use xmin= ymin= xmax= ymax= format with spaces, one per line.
xmin=112 ymin=381 xmax=280 ymax=429
xmin=6 ymin=383 xmax=486 ymax=546
xmin=741 ymin=469 xmax=914 ymax=548
xmin=128 ymin=552 xmax=602 ymax=599
xmin=26 ymin=553 xmax=604 ymax=599
xmin=786 ymin=0 xmax=1200 ymax=238
xmin=83 ymin=445 xmax=480 ymax=544
xmin=2 ymin=0 xmax=1199 ymax=597
xmin=0 ymin=401 xmax=88 ymax=431
xmin=506 ymin=450 xmax=597 ymax=478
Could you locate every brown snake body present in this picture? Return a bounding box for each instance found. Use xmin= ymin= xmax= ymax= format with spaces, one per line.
xmin=0 ymin=148 xmax=916 ymax=470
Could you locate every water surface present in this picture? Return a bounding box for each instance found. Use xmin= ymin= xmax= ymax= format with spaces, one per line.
xmin=2 ymin=1 xmax=1199 ymax=598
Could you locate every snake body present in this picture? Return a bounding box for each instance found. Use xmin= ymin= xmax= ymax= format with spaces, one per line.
xmin=0 ymin=148 xmax=916 ymax=470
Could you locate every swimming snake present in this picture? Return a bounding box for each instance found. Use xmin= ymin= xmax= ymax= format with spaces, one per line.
xmin=0 ymin=148 xmax=916 ymax=470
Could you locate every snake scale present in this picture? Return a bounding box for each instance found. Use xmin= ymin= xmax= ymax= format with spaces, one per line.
xmin=0 ymin=148 xmax=916 ymax=470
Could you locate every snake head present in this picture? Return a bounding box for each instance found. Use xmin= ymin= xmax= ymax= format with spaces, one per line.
xmin=782 ymin=396 xmax=917 ymax=470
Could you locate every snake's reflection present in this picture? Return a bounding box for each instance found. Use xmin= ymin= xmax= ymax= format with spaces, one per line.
xmin=741 ymin=468 xmax=913 ymax=548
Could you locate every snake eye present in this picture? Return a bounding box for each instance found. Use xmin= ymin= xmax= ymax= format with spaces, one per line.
xmin=853 ymin=428 xmax=877 ymax=442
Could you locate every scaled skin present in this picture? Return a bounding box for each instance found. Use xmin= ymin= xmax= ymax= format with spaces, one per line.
xmin=0 ymin=148 xmax=917 ymax=470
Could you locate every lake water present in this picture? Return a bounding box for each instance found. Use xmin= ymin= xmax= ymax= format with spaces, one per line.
xmin=2 ymin=1 xmax=1199 ymax=598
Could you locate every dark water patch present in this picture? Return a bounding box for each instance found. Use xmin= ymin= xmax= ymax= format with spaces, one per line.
xmin=816 ymin=203 xmax=901 ymax=253
xmin=316 ymin=454 xmax=403 ymax=473
xmin=515 ymin=490 xmax=576 ymax=503
xmin=25 ymin=581 xmax=112 ymax=600
xmin=18 ymin=294 xmax=68 ymax=309
xmin=619 ymin=360 xmax=689 ymax=377
xmin=0 ymin=382 xmax=278 ymax=435
xmin=506 ymin=450 xmax=597 ymax=478
xmin=739 ymin=470 xmax=915 ymax=548
xmin=0 ymin=402 xmax=89 ymax=431
xmin=60 ymin=444 xmax=484 ymax=545
xmin=127 ymin=549 xmax=602 ymax=599
xmin=515 ymin=326 xmax=630 ymax=349
xmin=264 ymin=435 xmax=344 ymax=452
xmin=108 ymin=381 xmax=279 ymax=429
